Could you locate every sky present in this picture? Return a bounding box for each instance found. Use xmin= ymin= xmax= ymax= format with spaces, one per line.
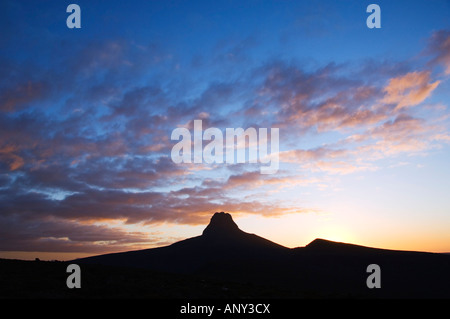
xmin=1 ymin=0 xmax=450 ymax=260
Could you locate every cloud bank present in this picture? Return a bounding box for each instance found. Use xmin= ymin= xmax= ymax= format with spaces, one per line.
xmin=1 ymin=2 xmax=449 ymax=255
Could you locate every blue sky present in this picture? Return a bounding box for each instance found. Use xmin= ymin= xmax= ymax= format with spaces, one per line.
xmin=1 ymin=0 xmax=450 ymax=260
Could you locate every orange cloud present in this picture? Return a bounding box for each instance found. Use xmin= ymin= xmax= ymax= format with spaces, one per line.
xmin=382 ymin=71 xmax=440 ymax=110
xmin=0 ymin=145 xmax=25 ymax=170
xmin=223 ymin=170 xmax=319 ymax=190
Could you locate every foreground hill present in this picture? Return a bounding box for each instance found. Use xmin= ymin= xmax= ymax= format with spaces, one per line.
xmin=74 ymin=212 xmax=450 ymax=298
xmin=76 ymin=212 xmax=288 ymax=274
xmin=2 ymin=212 xmax=450 ymax=298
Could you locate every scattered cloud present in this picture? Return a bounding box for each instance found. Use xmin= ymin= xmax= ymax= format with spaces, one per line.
xmin=426 ymin=30 xmax=450 ymax=75
xmin=1 ymin=23 xmax=449 ymax=254
xmin=382 ymin=71 xmax=440 ymax=110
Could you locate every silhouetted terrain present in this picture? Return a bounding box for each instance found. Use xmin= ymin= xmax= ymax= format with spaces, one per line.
xmin=76 ymin=212 xmax=289 ymax=274
xmin=2 ymin=212 xmax=450 ymax=299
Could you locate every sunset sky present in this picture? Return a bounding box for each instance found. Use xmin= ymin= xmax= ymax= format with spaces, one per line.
xmin=1 ymin=0 xmax=450 ymax=260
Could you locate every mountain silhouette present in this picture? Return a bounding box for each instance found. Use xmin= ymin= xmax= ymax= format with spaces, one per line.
xmin=202 ymin=211 xmax=241 ymax=237
xmin=75 ymin=212 xmax=450 ymax=298
xmin=76 ymin=212 xmax=288 ymax=274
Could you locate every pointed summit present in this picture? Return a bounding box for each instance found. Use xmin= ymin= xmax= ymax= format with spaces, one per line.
xmin=202 ymin=212 xmax=241 ymax=237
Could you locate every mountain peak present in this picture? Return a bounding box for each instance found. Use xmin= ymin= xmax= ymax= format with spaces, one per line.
xmin=202 ymin=212 xmax=241 ymax=237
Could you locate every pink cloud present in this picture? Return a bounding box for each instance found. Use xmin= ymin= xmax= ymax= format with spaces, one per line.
xmin=382 ymin=71 xmax=440 ymax=110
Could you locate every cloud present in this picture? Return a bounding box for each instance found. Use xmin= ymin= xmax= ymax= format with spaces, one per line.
xmin=222 ymin=170 xmax=318 ymax=190
xmin=280 ymin=147 xmax=348 ymax=163
xmin=0 ymin=214 xmax=164 ymax=253
xmin=0 ymin=146 xmax=24 ymax=171
xmin=356 ymin=113 xmax=445 ymax=158
xmin=308 ymin=160 xmax=378 ymax=175
xmin=278 ymin=109 xmax=447 ymax=176
xmin=426 ymin=30 xmax=450 ymax=75
xmin=255 ymin=60 xmax=388 ymax=133
xmin=0 ymin=81 xmax=48 ymax=112
xmin=279 ymin=146 xmax=378 ymax=175
xmin=382 ymin=71 xmax=440 ymax=110
xmin=1 ymin=24 xmax=449 ymax=255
